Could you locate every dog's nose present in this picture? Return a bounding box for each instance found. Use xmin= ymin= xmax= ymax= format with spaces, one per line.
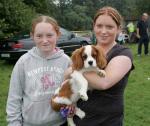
xmin=88 ymin=61 xmax=93 ymax=66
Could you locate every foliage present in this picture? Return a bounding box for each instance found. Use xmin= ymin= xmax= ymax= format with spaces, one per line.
xmin=0 ymin=19 xmax=9 ymax=38
xmin=135 ymin=0 xmax=150 ymax=15
xmin=0 ymin=0 xmax=36 ymax=38
xmin=0 ymin=0 xmax=150 ymax=38
xmin=63 ymin=5 xmax=92 ymax=30
xmin=23 ymin=0 xmax=55 ymax=15
xmin=125 ymin=0 xmax=150 ymax=18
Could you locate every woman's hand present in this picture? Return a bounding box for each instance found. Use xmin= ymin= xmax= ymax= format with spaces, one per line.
xmin=60 ymin=105 xmax=76 ymax=118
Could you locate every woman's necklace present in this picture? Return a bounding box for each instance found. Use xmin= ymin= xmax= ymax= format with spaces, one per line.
xmin=99 ymin=42 xmax=117 ymax=55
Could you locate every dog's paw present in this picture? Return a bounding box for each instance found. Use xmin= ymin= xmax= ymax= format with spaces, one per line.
xmin=79 ymin=111 xmax=85 ymax=119
xmin=68 ymin=122 xmax=76 ymax=126
xmin=76 ymin=108 xmax=86 ymax=120
xmin=79 ymin=92 xmax=88 ymax=101
xmin=67 ymin=118 xmax=76 ymax=126
xmin=98 ymin=70 xmax=106 ymax=77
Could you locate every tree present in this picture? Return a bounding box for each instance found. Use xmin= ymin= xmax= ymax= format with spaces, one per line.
xmin=23 ymin=0 xmax=56 ymax=16
xmin=1 ymin=0 xmax=148 ymax=37
xmin=0 ymin=19 xmax=9 ymax=38
xmin=64 ymin=5 xmax=92 ymax=30
xmin=0 ymin=0 xmax=36 ymax=37
xmin=135 ymin=0 xmax=150 ymax=16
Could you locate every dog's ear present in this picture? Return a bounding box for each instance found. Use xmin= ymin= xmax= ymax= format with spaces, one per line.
xmin=71 ymin=47 xmax=84 ymax=70
xmin=93 ymin=46 xmax=107 ymax=69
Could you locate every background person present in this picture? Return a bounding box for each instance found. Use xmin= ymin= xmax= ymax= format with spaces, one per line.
xmin=127 ymin=22 xmax=136 ymax=43
xmin=117 ymin=30 xmax=126 ymax=45
xmin=73 ymin=6 xmax=134 ymax=126
xmin=6 ymin=15 xmax=71 ymax=126
xmin=137 ymin=13 xmax=149 ymax=56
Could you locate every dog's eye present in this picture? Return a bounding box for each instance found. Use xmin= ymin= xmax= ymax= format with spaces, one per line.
xmin=82 ymin=54 xmax=87 ymax=60
xmin=92 ymin=53 xmax=97 ymax=58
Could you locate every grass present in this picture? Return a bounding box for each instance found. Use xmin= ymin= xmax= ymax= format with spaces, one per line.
xmin=0 ymin=60 xmax=13 ymax=126
xmin=0 ymin=43 xmax=150 ymax=125
xmin=124 ymin=44 xmax=150 ymax=126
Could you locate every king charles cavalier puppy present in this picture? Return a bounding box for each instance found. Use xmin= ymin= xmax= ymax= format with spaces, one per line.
xmin=51 ymin=45 xmax=107 ymax=126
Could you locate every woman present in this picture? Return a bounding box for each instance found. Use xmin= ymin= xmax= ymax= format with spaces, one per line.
xmin=73 ymin=6 xmax=134 ymax=126
xmin=6 ymin=16 xmax=71 ymax=126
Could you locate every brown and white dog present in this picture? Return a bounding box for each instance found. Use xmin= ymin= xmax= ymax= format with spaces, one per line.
xmin=51 ymin=45 xmax=107 ymax=126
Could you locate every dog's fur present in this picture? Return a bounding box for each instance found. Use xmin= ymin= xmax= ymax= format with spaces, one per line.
xmin=51 ymin=45 xmax=107 ymax=126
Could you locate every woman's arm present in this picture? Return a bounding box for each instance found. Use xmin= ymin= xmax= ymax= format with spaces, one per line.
xmin=83 ymin=55 xmax=132 ymax=90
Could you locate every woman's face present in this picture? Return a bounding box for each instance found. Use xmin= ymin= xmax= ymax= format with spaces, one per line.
xmin=93 ymin=15 xmax=120 ymax=45
xmin=32 ymin=22 xmax=59 ymax=54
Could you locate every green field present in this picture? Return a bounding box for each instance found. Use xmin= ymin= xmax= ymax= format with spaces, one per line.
xmin=0 ymin=43 xmax=150 ymax=126
xmin=0 ymin=60 xmax=13 ymax=126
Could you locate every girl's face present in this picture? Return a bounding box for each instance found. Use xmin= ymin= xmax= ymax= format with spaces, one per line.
xmin=31 ymin=22 xmax=59 ymax=55
xmin=93 ymin=15 xmax=120 ymax=45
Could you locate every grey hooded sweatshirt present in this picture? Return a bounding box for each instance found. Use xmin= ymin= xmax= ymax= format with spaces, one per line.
xmin=6 ymin=47 xmax=71 ymax=126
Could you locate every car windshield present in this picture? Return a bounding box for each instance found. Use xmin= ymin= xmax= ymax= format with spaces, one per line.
xmin=58 ymin=28 xmax=73 ymax=42
xmin=60 ymin=28 xmax=71 ymax=36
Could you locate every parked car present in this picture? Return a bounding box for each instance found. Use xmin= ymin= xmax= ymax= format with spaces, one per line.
xmin=0 ymin=28 xmax=92 ymax=61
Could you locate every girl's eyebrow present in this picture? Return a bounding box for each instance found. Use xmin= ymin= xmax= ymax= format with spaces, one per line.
xmin=47 ymin=33 xmax=54 ymax=35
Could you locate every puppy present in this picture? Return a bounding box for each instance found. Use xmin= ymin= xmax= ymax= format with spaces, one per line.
xmin=51 ymin=45 xmax=107 ymax=126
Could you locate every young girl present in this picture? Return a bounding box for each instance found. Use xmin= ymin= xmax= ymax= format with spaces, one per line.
xmin=6 ymin=16 xmax=71 ymax=126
